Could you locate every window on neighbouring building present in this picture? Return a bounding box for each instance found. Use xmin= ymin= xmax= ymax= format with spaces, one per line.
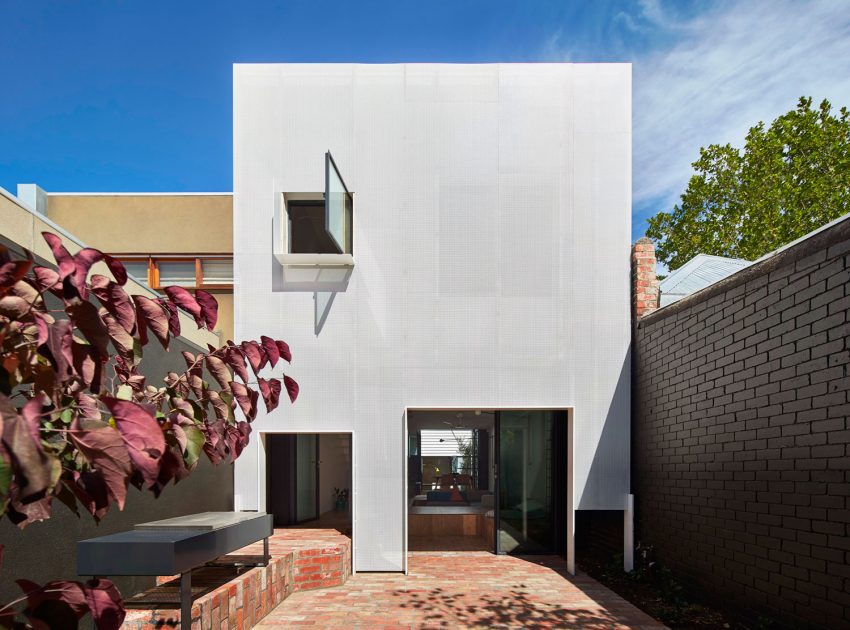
xmin=157 ymin=261 xmax=196 ymax=287
xmin=116 ymin=256 xmax=233 ymax=290
xmin=122 ymin=260 xmax=150 ymax=286
xmin=200 ymin=259 xmax=233 ymax=285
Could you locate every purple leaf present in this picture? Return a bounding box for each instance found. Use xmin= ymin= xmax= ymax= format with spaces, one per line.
xmin=224 ymin=345 xmax=250 ymax=383
xmin=0 ymin=259 xmax=33 ymax=297
xmin=103 ymin=255 xmax=127 ymax=286
xmin=236 ymin=421 xmax=251 ymax=458
xmin=133 ymin=295 xmax=169 ymax=349
xmin=69 ymin=418 xmax=132 ymax=510
xmin=206 ymin=390 xmax=232 ymax=422
xmin=90 ymin=275 xmax=136 ymax=334
xmin=16 ymin=579 xmax=89 ymax=626
xmin=38 ymin=319 xmax=74 ymax=381
xmin=163 ymin=286 xmax=204 ymax=328
xmin=0 ymin=405 xmax=54 ymax=500
xmin=283 ymin=375 xmax=299 ymax=403
xmin=31 ymin=311 xmax=50 ymax=346
xmin=275 ymin=340 xmax=292 ymax=363
xmin=66 ymin=301 xmax=110 ymax=355
xmin=205 ymin=355 xmax=232 ymax=392
xmin=201 ymin=419 xmax=227 ymax=465
xmin=230 ymin=382 xmax=258 ymax=421
xmin=31 ymin=266 xmax=62 ymax=294
xmin=257 ymin=377 xmax=281 ymax=413
xmin=260 ymin=336 xmax=280 ymax=368
xmin=41 ymin=232 xmax=75 ymax=279
xmin=20 ymin=398 xmax=44 ymax=453
xmin=0 ymin=295 xmax=31 ymax=319
xmin=159 ymin=298 xmax=181 ymax=336
xmin=194 ymin=289 xmax=219 ymax=330
xmin=71 ymin=341 xmax=105 ymax=393
xmin=101 ymin=398 xmax=164 ymax=490
xmin=71 ymin=249 xmax=128 ymax=297
xmin=71 ymin=248 xmax=104 ymax=298
xmin=240 ymin=341 xmax=267 ymax=375
xmin=69 ymin=470 xmax=111 ymax=521
xmin=84 ymin=578 xmax=126 ymax=630
xmin=75 ymin=393 xmax=103 ymax=420
xmin=102 ymin=312 xmax=135 ymax=358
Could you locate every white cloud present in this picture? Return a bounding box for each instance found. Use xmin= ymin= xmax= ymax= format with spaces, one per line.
xmin=631 ymin=0 xmax=850 ymax=223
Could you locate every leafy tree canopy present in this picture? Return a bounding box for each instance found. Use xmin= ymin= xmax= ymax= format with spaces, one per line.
xmin=647 ymin=97 xmax=850 ymax=270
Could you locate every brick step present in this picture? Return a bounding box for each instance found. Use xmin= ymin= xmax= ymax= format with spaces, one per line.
xmin=121 ymin=529 xmax=351 ymax=629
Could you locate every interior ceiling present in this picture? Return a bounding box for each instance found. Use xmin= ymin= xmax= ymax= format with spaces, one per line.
xmin=407 ymin=410 xmax=495 ymax=431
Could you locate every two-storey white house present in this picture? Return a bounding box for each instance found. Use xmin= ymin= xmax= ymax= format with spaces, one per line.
xmin=232 ymin=63 xmax=632 ymax=573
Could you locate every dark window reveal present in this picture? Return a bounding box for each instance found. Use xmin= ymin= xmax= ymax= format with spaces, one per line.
xmin=287 ymin=201 xmax=343 ymax=254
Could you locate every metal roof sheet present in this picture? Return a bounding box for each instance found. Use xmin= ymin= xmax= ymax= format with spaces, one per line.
xmin=660 ymin=254 xmax=751 ymax=306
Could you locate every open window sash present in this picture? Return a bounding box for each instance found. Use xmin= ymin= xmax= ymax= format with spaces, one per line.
xmin=325 ymin=151 xmax=353 ymax=254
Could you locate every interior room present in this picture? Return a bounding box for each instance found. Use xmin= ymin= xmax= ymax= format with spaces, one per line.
xmin=407 ymin=411 xmax=496 ymax=551
xmin=266 ymin=432 xmax=352 ymax=538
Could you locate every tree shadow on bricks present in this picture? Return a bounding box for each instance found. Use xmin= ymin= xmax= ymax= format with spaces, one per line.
xmin=391 ymin=585 xmax=636 ymax=629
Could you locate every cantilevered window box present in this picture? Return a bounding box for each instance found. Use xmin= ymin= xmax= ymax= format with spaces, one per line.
xmin=274 ymin=152 xmax=354 ymax=269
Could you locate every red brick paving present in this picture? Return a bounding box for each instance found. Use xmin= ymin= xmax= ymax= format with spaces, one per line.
xmin=259 ymin=551 xmax=666 ymax=629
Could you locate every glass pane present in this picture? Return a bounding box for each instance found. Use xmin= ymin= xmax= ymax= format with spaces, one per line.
xmin=201 ymin=259 xmax=233 ymax=284
xmin=325 ymin=152 xmax=352 ymax=254
xmin=157 ymin=261 xmax=196 ymax=287
xmin=122 ymin=261 xmax=149 ymax=286
xmin=498 ymin=411 xmax=554 ymax=554
xmin=296 ymin=434 xmax=318 ymax=522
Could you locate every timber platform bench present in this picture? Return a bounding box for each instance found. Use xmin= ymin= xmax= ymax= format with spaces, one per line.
xmin=77 ymin=511 xmax=272 ymax=627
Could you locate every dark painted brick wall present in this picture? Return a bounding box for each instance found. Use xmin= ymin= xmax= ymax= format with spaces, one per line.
xmin=633 ymin=220 xmax=850 ymax=629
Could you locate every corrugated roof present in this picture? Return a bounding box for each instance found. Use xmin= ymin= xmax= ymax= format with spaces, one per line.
xmin=660 ymin=254 xmax=751 ymax=306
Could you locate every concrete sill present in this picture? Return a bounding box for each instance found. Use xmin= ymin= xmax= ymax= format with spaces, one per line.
xmin=274 ymin=253 xmax=354 ymax=267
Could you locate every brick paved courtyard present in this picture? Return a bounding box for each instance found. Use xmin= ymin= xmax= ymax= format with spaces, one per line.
xmin=258 ymin=551 xmax=666 ymax=629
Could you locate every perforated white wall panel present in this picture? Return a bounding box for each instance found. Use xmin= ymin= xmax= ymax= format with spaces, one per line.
xmin=233 ymin=63 xmax=632 ymax=571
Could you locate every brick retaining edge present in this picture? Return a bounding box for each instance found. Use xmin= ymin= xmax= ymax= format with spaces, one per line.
xmin=121 ymin=539 xmax=351 ymax=629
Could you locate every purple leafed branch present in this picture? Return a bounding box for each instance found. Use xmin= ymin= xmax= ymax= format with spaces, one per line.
xmin=0 ymin=233 xmax=298 ymax=629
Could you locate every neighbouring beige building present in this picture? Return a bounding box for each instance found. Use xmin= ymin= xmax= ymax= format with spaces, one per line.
xmin=16 ymin=185 xmax=234 ymax=342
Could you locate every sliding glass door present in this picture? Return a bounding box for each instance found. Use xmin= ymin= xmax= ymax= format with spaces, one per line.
xmin=495 ymin=411 xmax=563 ymax=554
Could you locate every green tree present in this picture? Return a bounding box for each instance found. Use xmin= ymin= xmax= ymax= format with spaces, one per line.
xmin=647 ymin=97 xmax=850 ymax=270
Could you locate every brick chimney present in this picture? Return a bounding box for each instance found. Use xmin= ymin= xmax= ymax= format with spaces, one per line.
xmin=632 ymin=237 xmax=659 ymax=320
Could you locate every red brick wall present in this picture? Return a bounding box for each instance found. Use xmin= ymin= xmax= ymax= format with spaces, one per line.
xmin=632 ymin=237 xmax=659 ymax=320
xmin=122 ymin=537 xmax=351 ymax=629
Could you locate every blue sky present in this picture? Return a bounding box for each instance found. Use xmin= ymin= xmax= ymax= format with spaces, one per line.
xmin=2 ymin=0 xmax=849 ymax=240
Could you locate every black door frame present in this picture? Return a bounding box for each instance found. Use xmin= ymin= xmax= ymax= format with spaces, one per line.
xmin=494 ymin=411 xmax=501 ymax=555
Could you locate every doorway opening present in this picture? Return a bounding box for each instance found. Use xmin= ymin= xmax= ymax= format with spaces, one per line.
xmin=266 ymin=433 xmax=352 ymax=538
xmin=406 ymin=409 xmax=569 ymax=556
xmin=407 ymin=411 xmax=495 ymax=551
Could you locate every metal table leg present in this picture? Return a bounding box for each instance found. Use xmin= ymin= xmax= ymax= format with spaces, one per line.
xmin=180 ymin=571 xmax=192 ymax=628
xmin=263 ymin=536 xmax=269 ymax=564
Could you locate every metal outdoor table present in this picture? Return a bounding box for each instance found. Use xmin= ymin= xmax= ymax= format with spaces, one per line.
xmin=77 ymin=511 xmax=272 ymax=626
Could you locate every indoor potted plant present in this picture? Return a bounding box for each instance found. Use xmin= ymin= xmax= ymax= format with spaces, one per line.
xmin=333 ymin=487 xmax=349 ymax=511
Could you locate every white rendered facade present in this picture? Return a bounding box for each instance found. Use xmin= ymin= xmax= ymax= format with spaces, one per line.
xmin=233 ymin=63 xmax=632 ymax=572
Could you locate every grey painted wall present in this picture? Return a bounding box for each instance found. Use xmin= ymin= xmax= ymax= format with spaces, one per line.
xmin=633 ymin=217 xmax=850 ymax=629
